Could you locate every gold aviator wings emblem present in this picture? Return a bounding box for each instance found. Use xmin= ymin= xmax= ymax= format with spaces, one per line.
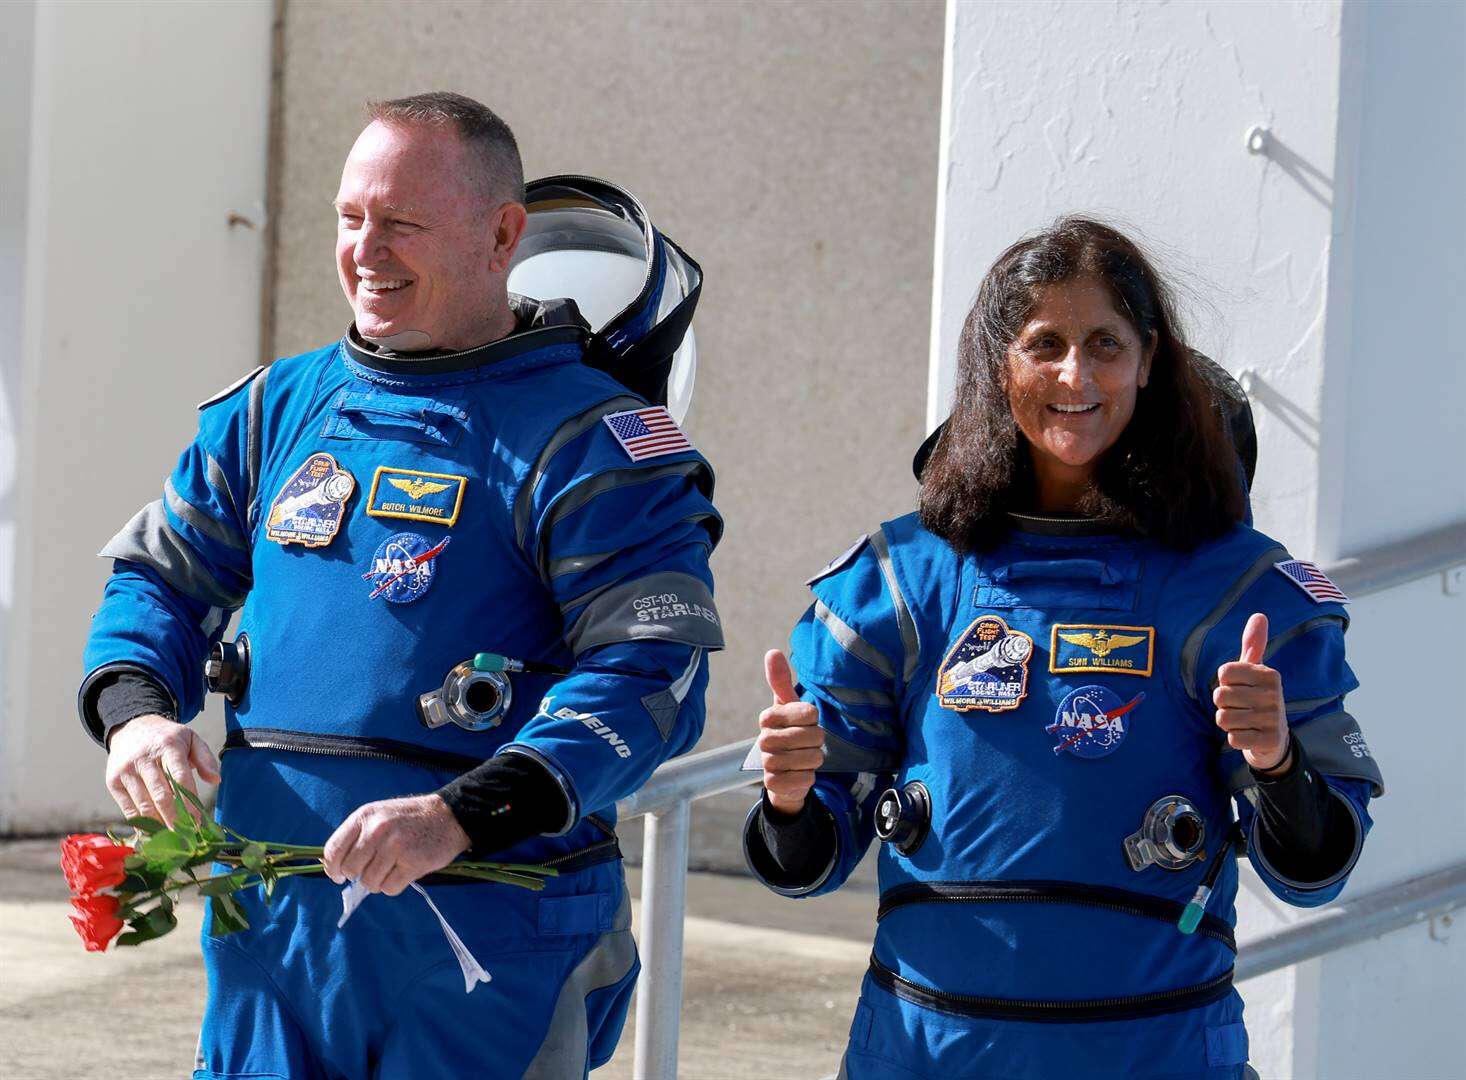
xmin=388 ymin=476 xmax=453 ymax=501
xmin=1057 ymin=629 xmax=1147 ymax=658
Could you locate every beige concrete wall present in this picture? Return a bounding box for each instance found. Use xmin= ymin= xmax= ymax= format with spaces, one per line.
xmin=273 ymin=0 xmax=944 ymax=867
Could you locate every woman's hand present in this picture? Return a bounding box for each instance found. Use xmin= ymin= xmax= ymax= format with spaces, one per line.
xmin=1213 ymin=613 xmax=1292 ymax=774
xmin=758 ymin=650 xmax=825 ymax=815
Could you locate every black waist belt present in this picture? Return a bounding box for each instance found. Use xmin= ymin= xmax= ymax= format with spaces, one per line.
xmin=867 ymin=954 xmax=1235 ymax=1024
xmin=224 ymin=727 xmax=488 ymax=774
xmin=222 ymin=727 xmax=623 ymax=881
xmin=879 ymin=880 xmax=1236 ymax=952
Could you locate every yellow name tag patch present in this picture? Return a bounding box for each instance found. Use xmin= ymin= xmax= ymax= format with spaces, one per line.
xmin=366 ymin=467 xmax=468 ymax=527
xmin=1049 ymin=624 xmax=1155 ymax=677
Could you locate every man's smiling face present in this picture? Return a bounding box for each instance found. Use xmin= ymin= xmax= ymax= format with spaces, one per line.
xmin=334 ymin=120 xmax=505 ymax=350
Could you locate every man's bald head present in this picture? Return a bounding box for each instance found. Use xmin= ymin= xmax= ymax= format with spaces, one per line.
xmin=366 ymin=91 xmax=525 ymax=209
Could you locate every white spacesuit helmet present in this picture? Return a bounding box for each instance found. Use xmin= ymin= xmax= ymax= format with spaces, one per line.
xmin=507 ymin=175 xmax=702 ymax=423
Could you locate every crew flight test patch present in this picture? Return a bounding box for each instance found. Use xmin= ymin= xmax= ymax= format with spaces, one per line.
xmin=936 ymin=615 xmax=1034 ymax=713
xmin=366 ymin=466 xmax=468 ymax=527
xmin=265 ymin=453 xmax=355 ymax=548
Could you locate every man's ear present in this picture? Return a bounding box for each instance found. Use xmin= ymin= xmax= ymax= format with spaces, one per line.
xmin=487 ymin=202 xmax=528 ymax=274
xmin=1139 ymin=329 xmax=1157 ymax=388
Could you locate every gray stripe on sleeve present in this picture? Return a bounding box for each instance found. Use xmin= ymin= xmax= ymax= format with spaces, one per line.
xmin=513 ymin=394 xmax=643 ymax=550
xmin=164 ymin=477 xmax=248 ymax=552
xmin=564 ymin=571 xmax=724 ymax=654
xmin=819 ymin=728 xmax=901 ymax=772
xmin=535 ymin=459 xmax=712 ymax=580
xmin=813 ymin=600 xmax=896 ymax=680
xmin=868 ymin=527 xmax=920 ymax=685
xmin=1180 ymin=544 xmax=1288 ymax=701
xmin=204 ymin=453 xmax=245 ymax=534
xmin=826 ymin=685 xmax=897 ymax=711
xmin=99 ymin=500 xmax=248 ymax=609
xmin=520 ymin=892 xmax=636 ymax=1079
xmin=245 ymin=363 xmax=270 ymax=527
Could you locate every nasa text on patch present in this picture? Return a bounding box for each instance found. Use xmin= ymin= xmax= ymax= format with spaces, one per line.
xmin=1049 ymin=624 xmax=1156 ymax=677
xmin=363 ymin=532 xmax=450 ymax=604
xmin=366 ymin=466 xmax=468 ymax=527
xmin=936 ymin=615 xmax=1034 ymax=713
xmin=1046 ymin=685 xmax=1144 ymax=759
xmin=265 ymin=453 xmax=355 ymax=548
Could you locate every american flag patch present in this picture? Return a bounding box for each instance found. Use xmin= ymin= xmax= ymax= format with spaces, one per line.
xmin=603 ymin=407 xmax=693 ymax=461
xmin=1274 ymin=560 xmax=1349 ymax=604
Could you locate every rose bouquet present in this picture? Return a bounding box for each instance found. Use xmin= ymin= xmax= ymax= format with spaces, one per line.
xmin=61 ymin=774 xmax=556 ymax=953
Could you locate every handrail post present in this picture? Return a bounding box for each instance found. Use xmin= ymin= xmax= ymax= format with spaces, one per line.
xmin=633 ymin=799 xmax=692 ymax=1080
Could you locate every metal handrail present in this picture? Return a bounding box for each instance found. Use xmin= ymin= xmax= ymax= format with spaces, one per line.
xmin=617 ymin=738 xmax=759 ymax=1079
xmin=1236 ymin=860 xmax=1466 ymax=982
xmin=1324 ymin=520 xmax=1466 ymax=599
xmin=613 ymin=524 xmax=1466 ymax=1079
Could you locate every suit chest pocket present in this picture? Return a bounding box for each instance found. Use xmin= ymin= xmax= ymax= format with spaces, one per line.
xmin=321 ymin=387 xmax=471 ymax=447
xmin=974 ymin=553 xmax=1143 ymax=612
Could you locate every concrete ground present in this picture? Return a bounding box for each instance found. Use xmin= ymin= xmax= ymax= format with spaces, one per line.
xmin=0 ymin=839 xmax=876 ymax=1079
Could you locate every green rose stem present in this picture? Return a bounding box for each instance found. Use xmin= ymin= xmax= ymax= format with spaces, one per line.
xmin=102 ymin=773 xmax=557 ymax=945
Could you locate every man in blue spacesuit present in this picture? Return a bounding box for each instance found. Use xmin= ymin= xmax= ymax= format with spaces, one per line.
xmin=80 ymin=92 xmax=720 ymax=1078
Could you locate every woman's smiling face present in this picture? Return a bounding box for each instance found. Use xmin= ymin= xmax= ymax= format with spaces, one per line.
xmin=1005 ymin=274 xmax=1155 ymax=504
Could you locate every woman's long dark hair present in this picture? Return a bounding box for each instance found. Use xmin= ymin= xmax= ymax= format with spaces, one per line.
xmin=919 ymin=217 xmax=1246 ymax=552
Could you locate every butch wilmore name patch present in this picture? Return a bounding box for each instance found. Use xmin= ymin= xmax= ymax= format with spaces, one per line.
xmin=366 ymin=466 xmax=468 ymax=527
xmin=1049 ymin=624 xmax=1155 ymax=677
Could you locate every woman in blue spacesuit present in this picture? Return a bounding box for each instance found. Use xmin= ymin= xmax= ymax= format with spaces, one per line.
xmin=743 ymin=218 xmax=1381 ymax=1080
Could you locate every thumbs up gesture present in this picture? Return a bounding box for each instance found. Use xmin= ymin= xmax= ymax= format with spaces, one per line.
xmin=1213 ymin=613 xmax=1292 ymax=774
xmin=758 ymin=650 xmax=826 ymax=815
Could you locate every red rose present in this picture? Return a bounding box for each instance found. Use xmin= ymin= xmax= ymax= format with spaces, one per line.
xmin=60 ymin=834 xmax=134 ymax=895
xmin=69 ymin=893 xmax=125 ymax=952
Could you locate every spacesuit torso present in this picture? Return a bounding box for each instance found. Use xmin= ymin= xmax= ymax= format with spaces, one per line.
xmin=749 ymin=512 xmax=1380 ymax=1080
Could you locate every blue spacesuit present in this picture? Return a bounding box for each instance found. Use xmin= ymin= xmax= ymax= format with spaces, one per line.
xmin=745 ymin=512 xmax=1381 ymax=1080
xmin=81 ymin=297 xmax=722 ymax=1078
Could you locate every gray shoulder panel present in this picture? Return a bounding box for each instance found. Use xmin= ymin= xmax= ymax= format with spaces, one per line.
xmin=196 ymin=365 xmax=264 ymax=411
xmin=806 ymin=534 xmax=869 ymax=587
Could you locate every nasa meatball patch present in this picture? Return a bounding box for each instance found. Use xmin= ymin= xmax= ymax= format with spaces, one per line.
xmin=364 ymin=532 xmax=450 ymax=603
xmin=936 ymin=615 xmax=1034 ymax=713
xmin=1046 ymin=685 xmax=1145 ymax=759
xmin=265 ymin=453 xmax=355 ymax=547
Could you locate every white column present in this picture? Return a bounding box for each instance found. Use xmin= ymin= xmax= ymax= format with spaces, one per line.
xmin=0 ymin=0 xmax=274 ymax=832
xmin=930 ymin=2 xmax=1464 ymax=1075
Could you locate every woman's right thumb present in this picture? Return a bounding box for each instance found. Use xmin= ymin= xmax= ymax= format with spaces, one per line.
xmin=764 ymin=650 xmax=799 ymax=705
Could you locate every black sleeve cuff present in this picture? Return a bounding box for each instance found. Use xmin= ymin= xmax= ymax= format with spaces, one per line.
xmin=1251 ymin=736 xmax=1357 ymax=886
xmin=743 ymin=791 xmax=838 ymax=894
xmin=80 ymin=665 xmax=177 ymax=749
xmin=437 ymin=754 xmax=572 ymax=858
